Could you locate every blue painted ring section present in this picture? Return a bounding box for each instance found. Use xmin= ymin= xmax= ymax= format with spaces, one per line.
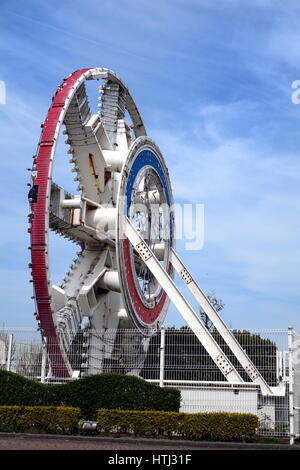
xmin=125 ymin=149 xmax=173 ymax=243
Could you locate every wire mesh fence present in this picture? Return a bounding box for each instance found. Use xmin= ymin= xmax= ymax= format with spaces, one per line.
xmin=292 ymin=329 xmax=300 ymax=441
xmin=0 ymin=326 xmax=298 ymax=441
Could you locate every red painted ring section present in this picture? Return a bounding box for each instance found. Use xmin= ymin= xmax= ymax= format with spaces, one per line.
xmin=122 ymin=238 xmax=173 ymax=326
xmin=30 ymin=68 xmax=92 ymax=376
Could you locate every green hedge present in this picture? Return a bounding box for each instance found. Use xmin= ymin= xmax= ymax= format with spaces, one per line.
xmin=0 ymin=406 xmax=80 ymax=434
xmin=0 ymin=369 xmax=52 ymax=406
xmin=97 ymin=409 xmax=259 ymax=441
xmin=0 ymin=406 xmax=258 ymax=441
xmin=0 ymin=370 xmax=180 ymax=419
xmin=50 ymin=373 xmax=180 ymax=419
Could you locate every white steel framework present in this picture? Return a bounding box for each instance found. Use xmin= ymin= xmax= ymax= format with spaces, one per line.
xmin=28 ymin=67 xmax=284 ymax=397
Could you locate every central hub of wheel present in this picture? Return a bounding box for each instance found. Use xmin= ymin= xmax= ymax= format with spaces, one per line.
xmin=117 ymin=137 xmax=175 ymax=332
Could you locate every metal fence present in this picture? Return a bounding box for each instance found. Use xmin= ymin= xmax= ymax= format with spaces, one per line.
xmin=1 ymin=326 xmax=299 ymax=443
xmin=291 ymin=329 xmax=300 ymax=443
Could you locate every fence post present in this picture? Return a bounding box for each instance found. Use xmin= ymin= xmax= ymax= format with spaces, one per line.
xmin=288 ymin=326 xmax=295 ymax=445
xmin=41 ymin=338 xmax=47 ymax=383
xmin=159 ymin=327 xmax=165 ymax=387
xmin=6 ymin=334 xmax=13 ymax=372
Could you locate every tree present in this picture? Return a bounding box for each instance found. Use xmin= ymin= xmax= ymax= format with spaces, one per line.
xmin=141 ymin=326 xmax=277 ymax=384
xmin=15 ymin=342 xmax=43 ymax=379
xmin=199 ymin=291 xmax=224 ymax=332
xmin=141 ymin=292 xmax=277 ymax=385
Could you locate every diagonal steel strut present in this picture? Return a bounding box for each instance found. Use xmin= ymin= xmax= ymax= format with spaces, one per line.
xmin=169 ymin=249 xmax=275 ymax=396
xmin=124 ymin=217 xmax=277 ymax=395
xmin=124 ymin=217 xmax=244 ymax=384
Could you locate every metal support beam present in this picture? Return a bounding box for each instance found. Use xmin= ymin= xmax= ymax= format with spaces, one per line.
xmin=41 ymin=338 xmax=47 ymax=384
xmin=124 ymin=217 xmax=286 ymax=396
xmin=288 ymin=326 xmax=295 ymax=445
xmin=6 ymin=334 xmax=13 ymax=372
xmin=159 ymin=327 xmax=165 ymax=388
xmin=170 ymin=249 xmax=273 ymax=396
xmin=124 ymin=217 xmax=244 ymax=384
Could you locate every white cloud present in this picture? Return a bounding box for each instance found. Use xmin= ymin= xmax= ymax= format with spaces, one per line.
xmin=1 ymin=0 xmax=300 ymax=332
xmin=149 ymin=94 xmax=300 ymax=328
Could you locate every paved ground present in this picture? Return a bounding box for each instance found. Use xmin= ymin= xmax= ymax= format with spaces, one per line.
xmin=0 ymin=432 xmax=299 ymax=451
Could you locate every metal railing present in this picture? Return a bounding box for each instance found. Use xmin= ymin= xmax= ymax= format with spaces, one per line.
xmin=0 ymin=326 xmax=298 ymax=442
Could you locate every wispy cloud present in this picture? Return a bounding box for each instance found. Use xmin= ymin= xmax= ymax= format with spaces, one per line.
xmin=0 ymin=0 xmax=300 ymax=330
xmin=150 ymin=90 xmax=300 ymax=328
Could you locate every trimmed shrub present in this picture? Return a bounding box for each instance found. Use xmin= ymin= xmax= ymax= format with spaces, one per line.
xmin=0 ymin=406 xmax=80 ymax=434
xmin=0 ymin=370 xmax=181 ymax=419
xmin=97 ymin=409 xmax=259 ymax=441
xmin=98 ymin=409 xmax=180 ymax=437
xmin=178 ymin=412 xmax=259 ymax=440
xmin=50 ymin=373 xmax=180 ymax=419
xmin=0 ymin=370 xmax=53 ymax=406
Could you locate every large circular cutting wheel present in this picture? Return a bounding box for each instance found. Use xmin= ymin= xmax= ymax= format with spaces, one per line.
xmin=28 ymin=68 xmax=175 ymax=377
xmin=117 ymin=137 xmax=174 ymax=330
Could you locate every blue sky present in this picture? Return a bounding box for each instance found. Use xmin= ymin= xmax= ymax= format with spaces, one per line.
xmin=0 ymin=0 xmax=300 ymax=331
